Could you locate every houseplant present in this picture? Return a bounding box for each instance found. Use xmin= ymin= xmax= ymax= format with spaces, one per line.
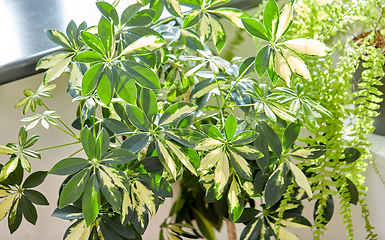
xmin=0 ymin=0 xmax=379 ymax=239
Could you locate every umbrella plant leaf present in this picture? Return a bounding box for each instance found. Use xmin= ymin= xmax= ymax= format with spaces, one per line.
xmin=22 ymin=171 xmax=47 ymax=188
xmin=82 ymin=173 xmax=100 ymax=226
xmin=121 ymin=3 xmax=142 ymax=25
xmin=265 ymin=162 xmax=289 ymax=207
xmin=81 ymin=127 xmax=96 ymax=160
xmin=49 ymin=157 xmax=90 ymax=176
xmin=82 ymin=63 xmax=105 ymax=96
xmin=141 ymin=88 xmax=158 ymax=124
xmin=241 ymin=18 xmax=269 ymax=41
xmin=100 ymin=148 xmax=137 ymax=164
xmin=104 ymin=118 xmax=131 ymax=135
xmin=255 ymin=45 xmax=271 ymax=78
xmin=125 ymin=104 xmax=151 ymax=130
xmin=59 ymin=168 xmax=91 ymax=208
xmin=96 ymin=2 xmax=119 ymax=26
xmin=121 ymin=134 xmax=150 ymax=154
xmin=20 ymin=195 xmax=37 ymax=225
xmin=224 ymin=114 xmax=237 ymax=140
xmin=263 ymin=0 xmax=279 ymax=38
xmin=159 ymin=102 xmax=197 ymax=126
xmin=24 ymin=190 xmax=49 ymax=206
xmin=8 ymin=197 xmax=22 ymax=233
xmin=81 ymin=31 xmax=106 ymax=56
xmin=122 ymin=60 xmax=160 ymax=89
xmin=287 ymin=161 xmax=312 ymax=198
xmin=282 ymin=121 xmax=300 ymax=150
xmin=98 ymin=170 xmax=122 ymax=212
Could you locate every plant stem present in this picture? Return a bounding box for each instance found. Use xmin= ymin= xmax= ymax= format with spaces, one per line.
xmin=223 ymin=60 xmax=256 ymax=104
xmin=53 ymin=125 xmax=78 ymax=139
xmin=225 ymin=218 xmax=237 ymax=240
xmin=69 ymin=148 xmax=83 ymax=157
xmin=42 ymin=103 xmax=77 ymax=138
xmin=35 ymin=141 xmax=80 ymax=152
xmin=215 ymin=95 xmax=225 ymax=126
xmin=214 ymin=73 xmax=226 ymax=104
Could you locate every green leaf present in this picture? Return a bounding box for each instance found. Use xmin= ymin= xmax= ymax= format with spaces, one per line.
xmin=156 ymin=141 xmax=177 ymax=180
xmin=282 ymin=121 xmax=300 ymax=150
xmin=83 ymin=173 xmax=100 ymax=226
xmin=290 ymin=146 xmax=327 ymax=160
xmin=263 ymin=0 xmax=279 ymax=38
xmin=8 ymin=197 xmax=22 ymax=234
xmin=96 ymin=2 xmax=119 ymax=26
xmin=132 ymin=156 xmax=163 ymax=173
xmin=104 ymin=118 xmax=131 ymax=135
xmin=81 ymin=31 xmax=106 ymax=56
xmin=224 ymin=114 xmax=237 ymax=140
xmin=43 ymin=56 xmax=72 ymax=83
xmin=98 ymin=170 xmax=122 ymax=212
xmin=49 ymin=157 xmax=89 ymax=175
xmin=141 ymin=89 xmax=158 ymax=124
xmin=159 ymin=102 xmax=197 ymax=126
xmin=97 ymin=67 xmax=114 ymax=105
xmin=287 ymin=161 xmax=312 ymax=198
xmin=241 ymin=18 xmax=269 ymax=41
xmin=192 ymin=208 xmax=216 ymax=240
xmin=81 ymin=128 xmax=96 ymax=160
xmin=208 ymin=14 xmax=226 ymax=53
xmin=256 ymin=121 xmax=282 ymax=159
xmin=121 ymin=134 xmax=150 ymax=154
xmin=228 ymin=179 xmax=244 ymax=222
xmin=82 ymin=63 xmax=105 ymax=96
xmin=22 ymin=171 xmax=47 ymax=188
xmin=234 ymin=208 xmax=260 ymax=223
xmin=100 ymin=165 xmax=129 ymax=191
xmin=313 ymin=195 xmax=334 ymax=225
xmin=126 ymin=9 xmax=155 ymax=26
xmin=150 ymin=0 xmax=164 ymax=22
xmin=120 ymin=35 xmax=165 ymax=56
xmin=114 ymin=67 xmax=137 ymax=105
xmin=102 ymin=215 xmax=135 ymax=238
xmin=59 ymin=168 xmax=90 ymax=208
xmin=73 ymin=51 xmax=104 ymax=63
xmin=125 ymin=104 xmax=151 ymax=130
xmin=0 ymin=158 xmax=19 ymax=182
xmin=45 ymin=29 xmax=73 ymax=49
xmin=345 ymin=178 xmax=359 ymax=205
xmin=122 ymin=60 xmax=160 ymax=89
xmin=20 ymin=195 xmax=37 ymax=225
xmin=101 ymin=148 xmax=137 ymax=164
xmin=200 ymin=125 xmax=223 ymax=140
xmin=121 ymin=3 xmax=142 ymax=25
xmin=265 ymin=162 xmax=289 ymax=207
xmin=164 ymin=0 xmax=182 ymax=17
xmin=100 ymin=220 xmax=124 ymax=240
xmin=183 ymin=10 xmax=201 ymax=29
xmin=341 ymin=148 xmax=361 ymax=163
xmin=24 ymin=190 xmax=49 ymax=205
xmin=280 ymin=213 xmax=311 ymax=228
xmin=0 ymin=195 xmax=16 ymax=221
xmin=211 ymin=8 xmax=252 ymax=28
xmin=52 ymin=205 xmax=83 ymax=220
xmin=255 ymin=45 xmax=271 ymax=78
xmin=98 ymin=16 xmax=114 ymax=55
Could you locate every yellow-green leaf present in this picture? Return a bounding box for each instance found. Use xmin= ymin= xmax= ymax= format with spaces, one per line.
xmin=282 ymin=38 xmax=332 ymax=56
xmin=64 ymin=219 xmax=88 ymax=240
xmin=0 ymin=195 xmax=16 ymax=221
xmin=0 ymin=158 xmax=19 ymax=182
xmin=230 ymin=150 xmax=252 ymax=179
xmin=195 ymin=138 xmax=223 ymax=151
xmin=157 ymin=141 xmax=177 ymax=180
xmin=36 ymin=52 xmax=72 ymax=70
xmin=44 ymin=57 xmax=72 ymax=83
xmin=281 ymin=49 xmax=310 ymax=79
xmin=119 ymin=35 xmax=165 ymax=56
xmin=215 ymin=150 xmax=229 ymax=194
xmin=166 ymin=140 xmax=197 ymax=176
xmin=199 ymin=147 xmax=223 ymax=170
xmin=287 ymin=162 xmax=312 ymax=198
xmin=0 ymin=146 xmax=16 ymax=155
xmin=274 ymin=51 xmax=291 ymax=86
xmin=276 ymin=1 xmax=293 ymax=40
xmin=135 ymin=181 xmax=156 ymax=216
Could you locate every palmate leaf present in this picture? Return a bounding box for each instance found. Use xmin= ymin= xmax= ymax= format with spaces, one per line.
xmin=165 ymin=140 xmax=197 ymax=176
xmin=282 ymin=38 xmax=332 ymax=56
xmin=121 ymin=134 xmax=150 ymax=154
xmin=126 ymin=104 xmax=151 ymax=130
xmin=121 ymin=60 xmax=160 ymax=90
xmin=156 ymin=141 xmax=178 ymax=180
xmin=119 ymin=35 xmax=165 ymax=56
xmin=240 ymin=217 xmax=262 ymax=240
xmin=228 ymin=179 xmax=244 ymax=222
xmin=141 ymin=88 xmax=157 ymax=124
xmin=287 ymin=161 xmax=312 ymax=198
xmin=263 ymin=0 xmax=279 ymax=39
xmin=49 ymin=158 xmax=90 ymax=176
xmin=241 ymin=18 xmax=269 ymax=42
xmin=159 ymin=102 xmax=197 ymax=126
xmin=82 ymin=173 xmax=100 ymax=226
xmin=59 ymin=168 xmax=91 ymax=208
xmin=0 ymin=195 xmax=17 ymax=221
xmin=8 ymin=197 xmax=22 ymax=234
xmin=211 ymin=8 xmax=252 ymax=28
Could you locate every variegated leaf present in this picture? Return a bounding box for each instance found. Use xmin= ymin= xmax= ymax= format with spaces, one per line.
xmin=215 ymin=150 xmax=229 ymax=196
xmin=287 ymin=161 xmax=312 ymax=198
xmin=166 ymin=140 xmax=197 ymax=176
xmin=135 ymin=181 xmax=156 ymax=216
xmin=274 ymin=51 xmax=291 ymax=86
xmin=282 ymin=38 xmax=332 ymax=56
xmin=276 ymin=1 xmax=294 ymax=40
xmin=199 ymin=147 xmax=223 ymax=170
xmin=195 ymin=138 xmax=223 ymax=151
xmin=0 ymin=195 xmax=16 ymax=221
xmin=63 ymin=219 xmax=88 ymax=240
xmin=156 ymin=141 xmax=177 ymax=180
xmin=281 ymin=48 xmax=310 ymax=79
xmin=120 ymin=35 xmax=165 ymax=56
xmin=228 ymin=179 xmax=243 ymax=221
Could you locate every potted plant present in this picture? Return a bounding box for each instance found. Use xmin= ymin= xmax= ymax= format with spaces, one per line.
xmin=0 ymin=0 xmax=380 ymax=239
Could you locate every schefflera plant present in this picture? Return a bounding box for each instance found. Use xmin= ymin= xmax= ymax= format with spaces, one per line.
xmin=0 ymin=0 xmax=365 ymax=239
